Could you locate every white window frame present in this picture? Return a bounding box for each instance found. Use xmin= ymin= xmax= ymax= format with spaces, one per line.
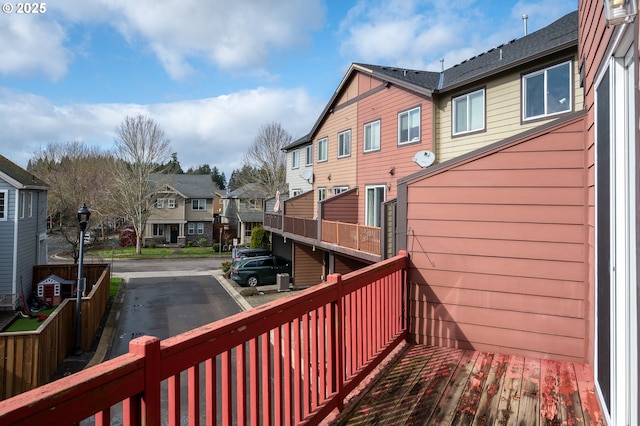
xmin=333 ymin=186 xmax=348 ymax=195
xmin=522 ymin=60 xmax=572 ymax=121
xmin=365 ymin=185 xmax=386 ymax=227
xmin=168 ymin=199 xmax=176 ymax=209
xmin=197 ymin=223 xmax=204 ymax=235
xmin=291 ymin=188 xmax=303 ymax=197
xmin=305 ymin=145 xmax=313 ymax=166
xmin=156 ymin=199 xmax=164 ymax=209
xmin=292 ymin=149 xmax=300 ymax=169
xmin=398 ymin=107 xmax=420 ymax=144
xmin=0 ymin=190 xmax=6 ymax=221
xmin=317 ymin=187 xmax=327 ymax=201
xmin=338 ymin=130 xmax=351 ymax=158
xmin=317 ymin=138 xmax=328 ymax=162
xmin=152 ymin=224 xmax=164 ymax=236
xmin=187 ymin=223 xmax=195 ymax=235
xmin=28 ymin=192 xmax=33 ymax=217
xmin=452 ymin=89 xmax=485 ymax=135
xmin=364 ymin=120 xmax=381 ymax=152
xmin=192 ymin=199 xmax=206 ymax=211
xmin=20 ymin=192 xmax=25 ymax=218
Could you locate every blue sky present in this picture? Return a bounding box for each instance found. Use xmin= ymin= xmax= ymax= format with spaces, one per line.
xmin=0 ymin=0 xmax=577 ymax=179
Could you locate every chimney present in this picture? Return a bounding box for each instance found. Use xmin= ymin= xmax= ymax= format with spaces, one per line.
xmin=522 ymin=14 xmax=528 ymax=36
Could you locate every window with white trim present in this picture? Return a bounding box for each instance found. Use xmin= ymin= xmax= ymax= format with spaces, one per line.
xmin=333 ymin=186 xmax=348 ymax=195
xmin=338 ymin=130 xmax=351 ymax=158
xmin=305 ymin=145 xmax=313 ymax=166
xmin=453 ymin=89 xmax=485 ymax=135
xmin=291 ymin=188 xmax=302 ymax=197
xmin=364 ymin=120 xmax=380 ymax=152
xmin=317 ymin=138 xmax=328 ymax=162
xmin=168 ymin=199 xmax=176 ymax=208
xmin=0 ymin=190 xmax=6 ymax=220
xmin=398 ymin=107 xmax=420 ymax=144
xmin=188 ymin=223 xmax=195 ymax=235
xmin=365 ymin=185 xmax=386 ymax=227
xmin=20 ymin=192 xmax=25 ymax=218
xmin=197 ymin=223 xmax=204 ymax=235
xmin=156 ymin=199 xmax=164 ymax=209
xmin=292 ymin=149 xmax=300 ymax=169
xmin=192 ymin=199 xmax=206 ymax=211
xmin=153 ymin=224 xmax=164 ymax=236
xmin=317 ymin=187 xmax=327 ymax=201
xmin=28 ymin=192 xmax=33 ymax=217
xmin=523 ymin=60 xmax=571 ymax=120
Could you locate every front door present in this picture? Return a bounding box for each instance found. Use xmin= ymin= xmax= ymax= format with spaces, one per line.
xmin=170 ymin=225 xmax=178 ymax=244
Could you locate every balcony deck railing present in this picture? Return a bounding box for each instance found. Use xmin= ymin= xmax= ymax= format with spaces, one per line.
xmin=321 ymin=220 xmax=381 ymax=256
xmin=283 ymin=216 xmax=318 ymax=240
xmin=0 ymin=252 xmax=408 ymax=425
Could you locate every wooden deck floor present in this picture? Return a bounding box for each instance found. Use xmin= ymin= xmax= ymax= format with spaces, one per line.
xmin=335 ymin=344 xmax=605 ymax=425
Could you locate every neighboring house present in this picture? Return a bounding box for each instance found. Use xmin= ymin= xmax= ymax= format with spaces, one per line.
xmin=0 ymin=155 xmax=49 ymax=309
xmin=264 ymin=11 xmax=579 ymax=287
xmin=145 ymin=174 xmax=220 ymax=247
xmin=283 ymin=134 xmax=314 ymax=197
xmin=220 ymin=183 xmax=269 ymax=246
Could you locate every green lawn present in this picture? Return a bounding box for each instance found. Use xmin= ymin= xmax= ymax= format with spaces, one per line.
xmin=89 ymin=245 xmax=230 ymax=259
xmin=5 ymin=308 xmax=56 ymax=332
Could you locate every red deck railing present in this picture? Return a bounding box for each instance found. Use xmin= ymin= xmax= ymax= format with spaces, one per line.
xmin=0 ymin=252 xmax=408 ymax=426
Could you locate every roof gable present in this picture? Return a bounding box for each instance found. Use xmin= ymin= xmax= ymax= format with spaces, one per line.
xmin=0 ymin=154 xmax=49 ymax=190
xmin=150 ymin=174 xmax=216 ymax=199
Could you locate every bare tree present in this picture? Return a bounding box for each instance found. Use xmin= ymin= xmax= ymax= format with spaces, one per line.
xmin=110 ymin=115 xmax=172 ymax=255
xmin=242 ymin=122 xmax=291 ymax=196
xmin=29 ymin=142 xmax=116 ymax=262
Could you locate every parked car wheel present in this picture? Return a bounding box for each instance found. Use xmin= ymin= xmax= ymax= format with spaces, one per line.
xmin=246 ymin=275 xmax=259 ymax=287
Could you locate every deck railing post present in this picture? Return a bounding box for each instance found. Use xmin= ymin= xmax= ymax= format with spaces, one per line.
xmin=327 ymin=273 xmax=345 ymax=411
xmin=129 ymin=336 xmax=161 ymax=426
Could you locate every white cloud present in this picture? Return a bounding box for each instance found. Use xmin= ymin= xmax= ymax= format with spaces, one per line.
xmin=0 ymin=87 xmax=320 ymax=178
xmin=0 ymin=16 xmax=70 ymax=80
xmin=338 ymin=0 xmax=576 ymax=71
xmin=81 ymin=0 xmax=325 ymax=80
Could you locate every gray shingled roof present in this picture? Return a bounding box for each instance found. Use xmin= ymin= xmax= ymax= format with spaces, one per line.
xmin=352 ymin=64 xmax=441 ymax=90
xmin=226 ymin=183 xmax=269 ymax=199
xmin=0 ymin=154 xmax=49 ymax=190
xmin=150 ymin=174 xmax=216 ymax=198
xmin=440 ymin=10 xmax=578 ymax=90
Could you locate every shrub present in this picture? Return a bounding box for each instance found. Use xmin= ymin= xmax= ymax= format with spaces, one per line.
xmin=212 ymin=243 xmax=220 ymax=252
xmin=250 ymin=226 xmax=270 ymax=249
xmin=221 ymin=261 xmax=232 ymax=273
xmin=198 ymin=237 xmax=208 ymax=247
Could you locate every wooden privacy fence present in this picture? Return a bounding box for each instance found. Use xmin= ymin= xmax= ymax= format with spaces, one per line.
xmin=0 ymin=263 xmax=110 ymax=400
xmin=0 ymin=252 xmax=408 ymax=425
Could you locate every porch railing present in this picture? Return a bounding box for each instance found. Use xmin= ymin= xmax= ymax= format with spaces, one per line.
xmin=321 ymin=220 xmax=381 ymax=256
xmin=0 ymin=252 xmax=408 ymax=426
xmin=283 ymin=216 xmax=318 ymax=239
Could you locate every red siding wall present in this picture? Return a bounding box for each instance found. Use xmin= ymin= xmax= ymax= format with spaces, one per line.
xmin=407 ymin=116 xmax=590 ymax=362
xmin=357 ymin=76 xmax=434 ymax=224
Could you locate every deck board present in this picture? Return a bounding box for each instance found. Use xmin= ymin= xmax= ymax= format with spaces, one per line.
xmin=335 ymin=344 xmax=605 ymax=426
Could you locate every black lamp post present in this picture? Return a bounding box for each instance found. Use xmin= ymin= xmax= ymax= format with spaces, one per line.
xmin=75 ymin=203 xmax=91 ymax=355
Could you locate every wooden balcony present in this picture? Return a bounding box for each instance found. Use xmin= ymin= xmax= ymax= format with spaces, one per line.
xmin=321 ymin=220 xmax=381 ymax=256
xmin=0 ymin=253 xmax=409 ymax=425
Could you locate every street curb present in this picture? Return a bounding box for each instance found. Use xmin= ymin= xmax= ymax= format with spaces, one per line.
xmin=85 ymin=274 xmax=127 ymax=368
xmin=214 ymin=272 xmax=253 ymax=311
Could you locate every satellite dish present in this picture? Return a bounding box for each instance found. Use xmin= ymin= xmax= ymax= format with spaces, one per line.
xmin=300 ymin=169 xmax=314 ymax=183
xmin=412 ymin=150 xmax=436 ymax=168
